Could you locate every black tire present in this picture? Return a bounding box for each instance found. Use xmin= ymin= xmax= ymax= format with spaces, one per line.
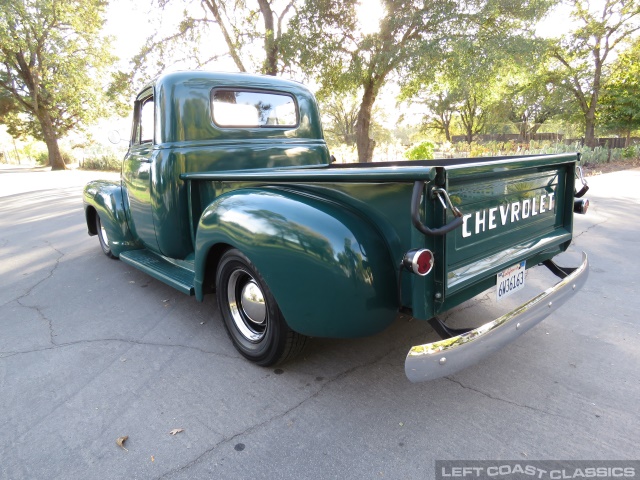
xmin=95 ymin=214 xmax=117 ymax=259
xmin=216 ymin=249 xmax=306 ymax=366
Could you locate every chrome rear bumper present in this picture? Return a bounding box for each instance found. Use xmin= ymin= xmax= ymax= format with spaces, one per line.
xmin=405 ymin=252 xmax=589 ymax=382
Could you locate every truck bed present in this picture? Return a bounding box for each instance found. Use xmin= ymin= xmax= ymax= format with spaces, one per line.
xmin=182 ymin=153 xmax=579 ymax=319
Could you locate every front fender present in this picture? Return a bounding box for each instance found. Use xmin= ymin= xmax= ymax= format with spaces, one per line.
xmin=195 ymin=187 xmax=398 ymax=338
xmin=83 ymin=180 xmax=140 ymax=256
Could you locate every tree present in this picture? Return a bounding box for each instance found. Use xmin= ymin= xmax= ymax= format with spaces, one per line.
xmin=550 ymin=0 xmax=640 ymax=147
xmin=0 ymin=0 xmax=114 ymax=170
xmin=402 ymin=16 xmax=551 ymax=145
xmin=135 ymin=0 xmax=296 ymax=79
xmin=319 ymin=94 xmax=390 ymax=148
xmin=320 ymin=95 xmax=359 ymax=146
xmin=286 ymin=0 xmax=464 ymax=162
xmin=200 ymin=0 xmax=295 ymax=75
xmin=424 ymin=91 xmax=456 ymax=142
xmin=285 ymin=0 xmax=549 ymax=162
xmin=402 ymin=77 xmax=457 ymax=142
xmin=502 ymin=71 xmax=571 ymax=142
xmin=598 ymin=39 xmax=640 ymax=145
xmin=458 ymin=92 xmax=490 ymax=143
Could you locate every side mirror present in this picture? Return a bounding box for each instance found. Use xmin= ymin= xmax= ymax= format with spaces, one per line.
xmin=108 ymin=130 xmax=122 ymax=144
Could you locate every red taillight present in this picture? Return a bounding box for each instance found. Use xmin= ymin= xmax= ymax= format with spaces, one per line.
xmin=403 ymin=249 xmax=434 ymax=276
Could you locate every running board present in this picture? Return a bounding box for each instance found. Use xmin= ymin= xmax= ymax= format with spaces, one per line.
xmin=119 ymin=249 xmax=195 ymax=295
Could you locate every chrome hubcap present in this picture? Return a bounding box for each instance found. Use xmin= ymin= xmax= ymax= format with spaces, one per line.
xmin=241 ymin=281 xmax=266 ymax=325
xmin=227 ymin=270 xmax=267 ymax=342
xmin=99 ymin=221 xmax=109 ymax=246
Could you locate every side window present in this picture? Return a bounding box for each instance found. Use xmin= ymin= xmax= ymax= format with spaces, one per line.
xmin=134 ymin=96 xmax=154 ymax=144
xmin=211 ymin=89 xmax=298 ymax=128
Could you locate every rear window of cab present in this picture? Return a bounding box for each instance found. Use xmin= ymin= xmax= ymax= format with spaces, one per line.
xmin=210 ymin=88 xmax=298 ymax=128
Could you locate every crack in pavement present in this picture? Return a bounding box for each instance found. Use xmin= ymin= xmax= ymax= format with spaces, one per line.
xmin=574 ymin=209 xmax=609 ymax=240
xmin=157 ymin=343 xmax=407 ymax=479
xmin=445 ymin=376 xmax=570 ymax=420
xmin=13 ymin=300 xmax=57 ymax=346
xmin=16 ymin=242 xmax=65 ymax=301
xmin=11 ymin=242 xmax=65 ymax=345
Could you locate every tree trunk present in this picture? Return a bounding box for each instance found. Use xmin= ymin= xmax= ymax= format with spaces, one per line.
xmin=460 ymin=97 xmax=477 ymax=144
xmin=518 ymin=113 xmax=530 ymax=143
xmin=530 ymin=123 xmax=542 ymax=136
xmin=584 ymin=54 xmax=602 ymax=149
xmin=465 ymin=127 xmax=473 ymax=144
xmin=257 ymin=0 xmax=278 ymax=75
xmin=202 ymin=0 xmax=247 ymax=72
xmin=440 ymin=113 xmax=451 ymax=142
xmin=584 ymin=115 xmax=597 ymax=148
xmin=626 ymin=129 xmax=631 ymax=148
xmin=443 ymin=123 xmax=451 ymax=142
xmin=356 ymin=84 xmax=377 ymax=163
xmin=38 ymin=110 xmax=66 ymax=170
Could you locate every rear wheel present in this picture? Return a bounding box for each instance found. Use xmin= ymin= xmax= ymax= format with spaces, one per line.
xmin=95 ymin=214 xmax=117 ymax=259
xmin=216 ymin=249 xmax=306 ymax=366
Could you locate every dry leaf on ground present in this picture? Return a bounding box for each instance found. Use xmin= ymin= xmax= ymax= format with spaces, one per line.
xmin=169 ymin=428 xmax=184 ymax=436
xmin=116 ymin=436 xmax=129 ymax=451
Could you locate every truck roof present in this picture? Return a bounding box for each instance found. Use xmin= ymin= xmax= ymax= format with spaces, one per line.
xmin=146 ymin=70 xmax=309 ymax=96
xmin=139 ymin=70 xmax=325 ymax=144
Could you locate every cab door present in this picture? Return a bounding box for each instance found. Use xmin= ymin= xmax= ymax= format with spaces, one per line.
xmin=122 ymin=89 xmax=160 ymax=251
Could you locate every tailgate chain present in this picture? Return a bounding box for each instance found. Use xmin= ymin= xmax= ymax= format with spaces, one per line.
xmin=575 ymin=165 xmax=589 ymax=198
xmin=432 ymin=187 xmax=463 ymax=218
xmin=411 ymin=181 xmax=464 ymax=236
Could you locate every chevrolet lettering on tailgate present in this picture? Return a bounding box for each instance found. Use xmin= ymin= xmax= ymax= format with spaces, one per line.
xmin=462 ymin=192 xmax=556 ymax=238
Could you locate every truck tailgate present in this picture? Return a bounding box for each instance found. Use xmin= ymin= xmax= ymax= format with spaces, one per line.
xmin=439 ymin=154 xmax=577 ymax=302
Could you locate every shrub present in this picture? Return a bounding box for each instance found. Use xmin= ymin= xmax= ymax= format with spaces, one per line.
xmin=34 ymin=151 xmax=49 ymax=165
xmin=404 ymin=141 xmax=435 ymax=160
xmin=621 ymin=145 xmax=639 ymax=159
xmin=81 ymin=154 xmax=122 ymax=171
xmin=579 ymin=146 xmax=621 ymax=164
xmin=34 ymin=149 xmax=77 ymax=165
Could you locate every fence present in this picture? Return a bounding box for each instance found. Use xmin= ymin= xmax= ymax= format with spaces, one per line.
xmin=451 ymin=133 xmax=564 ymax=143
xmin=451 ymin=134 xmax=639 ymax=148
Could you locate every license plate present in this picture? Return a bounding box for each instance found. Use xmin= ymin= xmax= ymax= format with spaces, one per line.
xmin=496 ymin=261 xmax=526 ymax=302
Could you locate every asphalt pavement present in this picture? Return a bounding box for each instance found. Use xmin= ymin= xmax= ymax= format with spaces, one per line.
xmin=0 ymin=166 xmax=638 ymax=479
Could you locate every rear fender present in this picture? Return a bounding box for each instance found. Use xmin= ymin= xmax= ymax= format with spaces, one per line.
xmin=194 ymin=187 xmax=398 ymax=338
xmin=83 ymin=180 xmax=140 ymax=256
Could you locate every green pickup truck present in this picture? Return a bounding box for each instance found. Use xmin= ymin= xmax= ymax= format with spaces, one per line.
xmin=83 ymin=71 xmax=589 ymax=382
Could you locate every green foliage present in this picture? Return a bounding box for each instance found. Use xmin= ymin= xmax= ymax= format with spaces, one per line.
xmin=0 ymin=0 xmax=116 ymax=169
xmin=404 ymin=141 xmax=435 ymax=160
xmin=549 ymin=0 xmax=640 ymax=146
xmin=320 ymin=95 xmax=359 ymax=146
xmin=34 ymin=149 xmax=76 ymax=166
xmin=499 ymin=68 xmax=577 ymax=141
xmin=106 ymin=70 xmax=136 ymax=118
xmin=409 ymin=83 xmax=458 ymax=142
xmin=286 ymin=0 xmax=466 ymax=161
xmin=598 ymin=39 xmax=640 ymax=141
xmin=399 ymin=0 xmax=555 ymax=145
xmin=81 ymin=154 xmax=122 ymax=171
xmin=579 ymin=147 xmax=622 ymax=164
xmin=621 ymin=145 xmax=640 ymax=159
xmin=621 ymin=145 xmax=638 ymax=159
xmin=446 ymin=140 xmax=636 ymax=165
